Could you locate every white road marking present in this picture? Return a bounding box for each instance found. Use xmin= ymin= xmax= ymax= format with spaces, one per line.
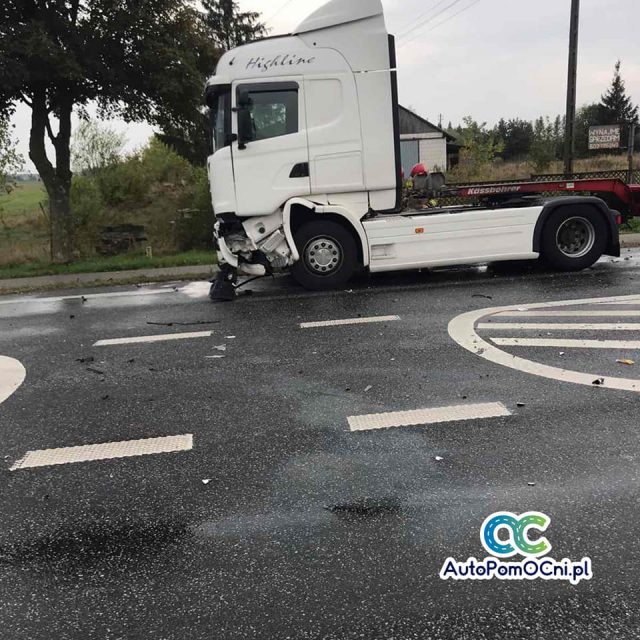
xmin=491 ymin=338 xmax=640 ymax=349
xmin=0 ymin=356 xmax=26 ymax=405
xmin=10 ymin=434 xmax=193 ymax=471
xmin=479 ymin=323 xmax=640 ymax=331
xmin=348 ymin=402 xmax=510 ymax=432
xmin=93 ymin=331 xmax=213 ymax=346
xmin=448 ymin=293 xmax=640 ymax=393
xmin=0 ymin=289 xmax=176 ymax=306
xmin=300 ymin=315 xmax=400 ymax=329
xmin=495 ymin=310 xmax=640 ymax=317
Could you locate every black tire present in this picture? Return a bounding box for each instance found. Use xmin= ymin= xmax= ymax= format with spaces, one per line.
xmin=541 ymin=207 xmax=607 ymax=271
xmin=291 ymin=220 xmax=358 ymax=290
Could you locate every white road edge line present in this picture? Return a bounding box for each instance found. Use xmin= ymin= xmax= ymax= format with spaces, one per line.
xmin=478 ymin=323 xmax=640 ymax=331
xmin=93 ymin=331 xmax=214 ymax=346
xmin=348 ymin=402 xmax=511 ymax=432
xmin=491 ymin=338 xmax=640 ymax=349
xmin=10 ymin=434 xmax=193 ymax=471
xmin=0 ymin=289 xmax=176 ymax=306
xmin=300 ymin=315 xmax=400 ymax=329
xmin=448 ymin=293 xmax=640 ymax=393
xmin=494 ymin=310 xmax=640 ymax=317
xmin=0 ymin=356 xmax=26 ymax=405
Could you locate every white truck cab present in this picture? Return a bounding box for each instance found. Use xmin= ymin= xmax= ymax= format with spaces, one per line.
xmin=205 ymin=0 xmax=619 ymax=301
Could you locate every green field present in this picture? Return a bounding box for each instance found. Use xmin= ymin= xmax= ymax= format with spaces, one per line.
xmin=0 ymin=181 xmax=47 ymax=218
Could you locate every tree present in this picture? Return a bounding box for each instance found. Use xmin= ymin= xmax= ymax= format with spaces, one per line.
xmin=530 ymin=117 xmax=556 ymax=172
xmin=202 ymin=0 xmax=267 ymax=51
xmin=495 ymin=118 xmax=534 ymax=160
xmin=0 ymin=117 xmax=23 ymax=194
xmin=72 ymin=119 xmax=125 ymax=175
xmin=600 ymin=61 xmax=639 ymax=127
xmin=0 ymin=1 xmax=219 ymax=262
xmin=157 ymin=0 xmax=267 ymax=165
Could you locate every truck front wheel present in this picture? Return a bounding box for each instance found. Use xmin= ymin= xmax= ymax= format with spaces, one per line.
xmin=291 ymin=220 xmax=358 ymax=290
xmin=541 ymin=208 xmax=607 ymax=271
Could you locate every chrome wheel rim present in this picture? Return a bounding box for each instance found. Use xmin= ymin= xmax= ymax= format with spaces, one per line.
xmin=303 ymin=236 xmax=342 ymax=276
xmin=556 ymin=217 xmax=595 ymax=258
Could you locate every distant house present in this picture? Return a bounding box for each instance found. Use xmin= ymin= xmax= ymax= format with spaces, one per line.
xmin=399 ymin=105 xmax=459 ymax=174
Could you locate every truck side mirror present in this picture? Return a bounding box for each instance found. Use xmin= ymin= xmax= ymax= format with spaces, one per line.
xmin=236 ymin=90 xmax=253 ymax=150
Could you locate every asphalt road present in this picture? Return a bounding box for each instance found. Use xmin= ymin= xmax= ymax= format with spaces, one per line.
xmin=2 ymin=251 xmax=640 ymax=639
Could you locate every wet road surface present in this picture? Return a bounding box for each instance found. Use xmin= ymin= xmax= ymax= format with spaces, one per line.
xmin=1 ymin=251 xmax=640 ymax=639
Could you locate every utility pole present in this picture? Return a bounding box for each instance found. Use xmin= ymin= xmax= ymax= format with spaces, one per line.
xmin=628 ymin=122 xmax=637 ymax=184
xmin=563 ymin=0 xmax=580 ymax=177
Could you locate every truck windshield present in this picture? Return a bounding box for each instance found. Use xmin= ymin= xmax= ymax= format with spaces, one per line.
xmin=210 ymin=87 xmax=231 ymax=153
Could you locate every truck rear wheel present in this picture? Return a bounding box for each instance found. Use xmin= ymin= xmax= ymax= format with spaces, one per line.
xmin=291 ymin=220 xmax=357 ymax=290
xmin=541 ymin=208 xmax=607 ymax=271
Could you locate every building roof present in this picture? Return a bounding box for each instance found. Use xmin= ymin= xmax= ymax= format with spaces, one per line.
xmin=399 ymin=105 xmax=457 ymax=142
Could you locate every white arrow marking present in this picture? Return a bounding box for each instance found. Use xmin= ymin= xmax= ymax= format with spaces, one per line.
xmin=0 ymin=356 xmax=26 ymax=405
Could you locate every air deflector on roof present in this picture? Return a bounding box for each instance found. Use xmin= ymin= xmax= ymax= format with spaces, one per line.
xmin=293 ymin=0 xmax=383 ymax=35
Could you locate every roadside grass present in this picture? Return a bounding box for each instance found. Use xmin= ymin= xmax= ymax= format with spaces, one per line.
xmin=621 ymin=218 xmax=640 ymax=234
xmin=0 ymin=250 xmax=216 ymax=280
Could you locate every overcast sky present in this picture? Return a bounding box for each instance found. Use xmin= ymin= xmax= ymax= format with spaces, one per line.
xmin=12 ymin=0 xmax=640 ymax=171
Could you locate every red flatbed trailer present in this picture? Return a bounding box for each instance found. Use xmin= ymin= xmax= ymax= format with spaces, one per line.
xmin=444 ymin=178 xmax=640 ymax=221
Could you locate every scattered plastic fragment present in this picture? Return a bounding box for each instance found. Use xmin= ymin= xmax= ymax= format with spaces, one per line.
xmin=517 ymin=402 xmax=526 ymax=408
xmin=213 ymin=345 xmax=227 ymax=351
xmin=435 ymin=456 xmax=444 ymax=462
xmin=86 ymin=367 xmax=105 ymax=375
xmin=364 ymin=385 xmax=373 ymax=392
xmin=592 ymin=378 xmax=605 ymax=386
xmin=559 ymin=352 xmax=565 ymax=356
xmin=617 ymin=359 xmax=635 ymax=366
xmin=206 ymin=355 xmax=225 ymax=359
xmin=527 ymin=482 xmax=536 ymax=487
xmin=225 ymin=336 xmax=236 ymax=339
xmin=202 ymin=479 xmax=211 ymax=485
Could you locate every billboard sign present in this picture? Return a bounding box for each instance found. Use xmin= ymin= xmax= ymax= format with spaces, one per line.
xmin=589 ymin=124 xmax=621 ymax=150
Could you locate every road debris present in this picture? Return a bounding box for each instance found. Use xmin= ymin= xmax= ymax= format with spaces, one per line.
xmin=202 ymin=479 xmax=211 ymax=485
xmin=76 ymin=356 xmax=95 ymax=363
xmin=517 ymin=402 xmax=526 ymax=408
xmin=592 ymin=378 xmax=605 ymax=386
xmin=87 ymin=367 xmax=105 ymax=375
xmin=617 ymin=359 xmax=635 ymax=366
xmin=147 ymin=320 xmax=221 ymax=327
xmin=435 ymin=456 xmax=444 ymax=461
xmin=527 ymin=482 xmax=536 ymax=487
xmin=225 ymin=336 xmax=236 ymax=339
xmin=206 ymin=356 xmax=225 ymax=359
xmin=213 ymin=345 xmax=227 ymax=351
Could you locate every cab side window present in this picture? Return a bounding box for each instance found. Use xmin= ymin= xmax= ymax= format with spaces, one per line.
xmin=237 ymin=83 xmax=299 ymax=143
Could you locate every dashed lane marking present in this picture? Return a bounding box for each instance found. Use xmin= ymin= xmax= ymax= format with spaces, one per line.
xmin=491 ymin=338 xmax=640 ymax=349
xmin=479 ymin=323 xmax=640 ymax=331
xmin=300 ymin=315 xmax=400 ymax=329
xmin=10 ymin=434 xmax=193 ymax=471
xmin=93 ymin=331 xmax=214 ymax=346
xmin=0 ymin=356 xmax=26 ymax=405
xmin=448 ymin=294 xmax=640 ymax=393
xmin=348 ymin=402 xmax=511 ymax=432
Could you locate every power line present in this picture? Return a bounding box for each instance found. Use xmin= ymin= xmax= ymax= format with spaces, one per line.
xmin=264 ymin=0 xmax=296 ymax=24
xmin=394 ymin=0 xmax=452 ymax=38
xmin=398 ymin=0 xmax=483 ymax=48
xmin=397 ymin=0 xmax=466 ymax=42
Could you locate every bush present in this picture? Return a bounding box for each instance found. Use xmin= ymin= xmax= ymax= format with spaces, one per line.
xmin=70 ymin=174 xmax=104 ymax=228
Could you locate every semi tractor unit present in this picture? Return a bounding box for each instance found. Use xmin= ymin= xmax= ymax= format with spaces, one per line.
xmin=205 ymin=0 xmax=620 ymax=301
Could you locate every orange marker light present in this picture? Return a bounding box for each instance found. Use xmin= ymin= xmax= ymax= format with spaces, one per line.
xmin=415 ymin=228 xmax=425 ymax=234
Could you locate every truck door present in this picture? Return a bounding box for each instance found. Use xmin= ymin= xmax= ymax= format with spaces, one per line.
xmin=231 ymin=78 xmax=310 ymax=216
